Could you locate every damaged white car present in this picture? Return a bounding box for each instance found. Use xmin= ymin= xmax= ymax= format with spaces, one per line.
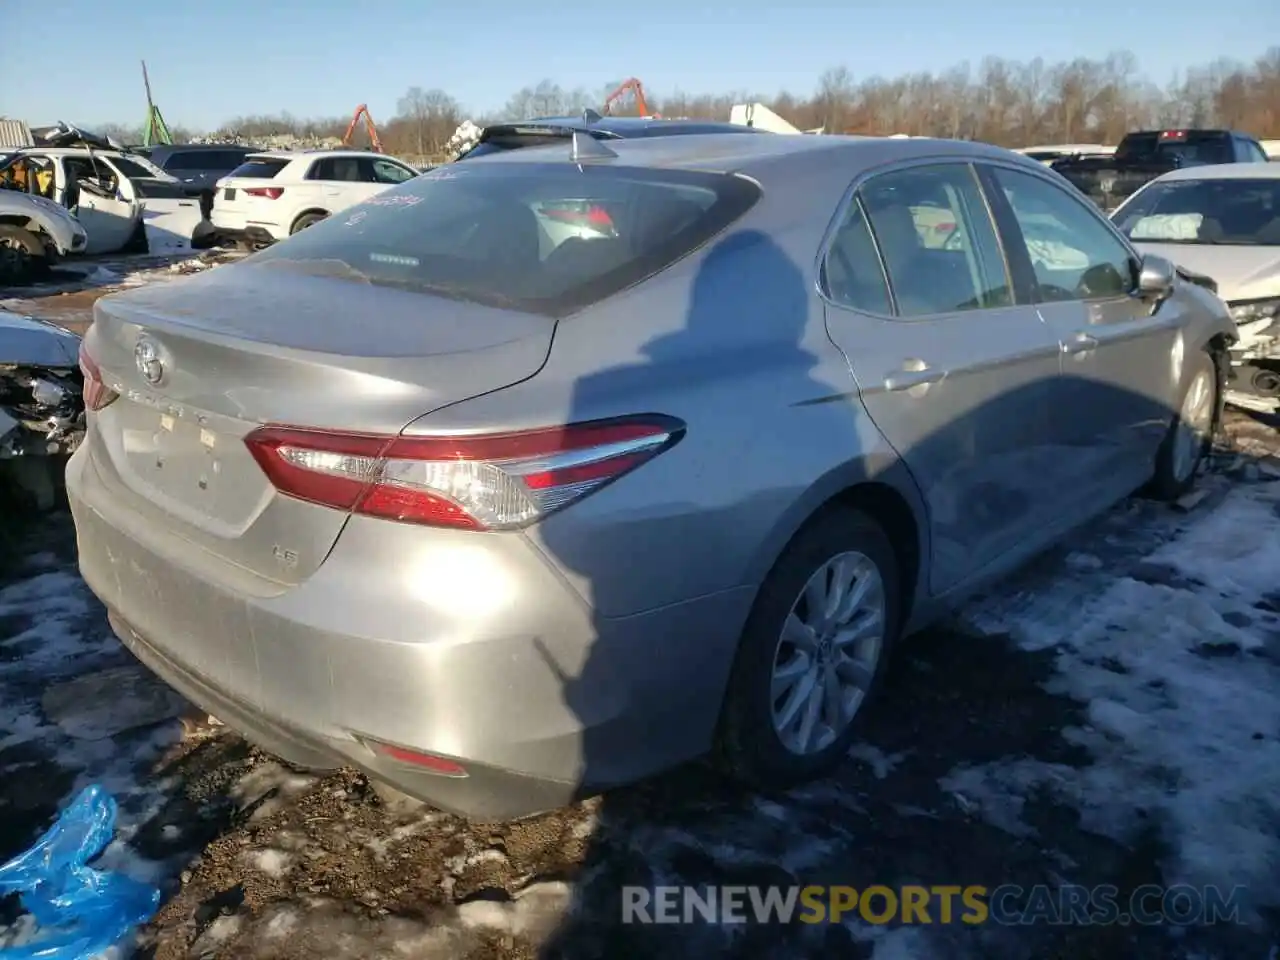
xmin=0 ymin=126 xmax=209 ymax=256
xmin=0 ymin=190 xmax=88 ymax=284
xmin=0 ymin=312 xmax=84 ymax=510
xmin=1114 ymin=163 xmax=1280 ymax=414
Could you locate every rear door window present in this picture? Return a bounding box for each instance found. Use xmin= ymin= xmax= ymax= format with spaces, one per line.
xmin=228 ymin=158 xmax=289 ymax=179
xmin=247 ymin=164 xmax=761 ymax=317
xmin=822 ymin=199 xmax=892 ymax=314
xmin=857 ymin=163 xmax=1012 ymax=317
xmin=308 ymin=157 xmax=364 ymax=181
xmin=1241 ymin=140 xmax=1269 ymax=163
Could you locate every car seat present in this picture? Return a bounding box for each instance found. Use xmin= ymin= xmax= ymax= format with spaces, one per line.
xmin=864 ymin=199 xmax=951 ymax=315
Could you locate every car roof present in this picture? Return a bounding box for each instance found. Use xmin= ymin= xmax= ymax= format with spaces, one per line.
xmin=499 ymin=115 xmax=763 ymax=137
xmin=151 ymin=143 xmax=257 ymax=153
xmin=1124 ymin=129 xmax=1244 ymax=137
xmin=461 ymin=132 xmax=1030 ymax=178
xmin=15 ymin=146 xmax=130 ymax=158
xmin=244 ymin=150 xmax=387 ymax=160
xmin=1152 ymin=162 xmax=1280 ymax=183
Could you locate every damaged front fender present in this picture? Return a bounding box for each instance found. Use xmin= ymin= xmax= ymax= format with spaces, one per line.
xmin=1 ymin=313 xmax=85 ymax=460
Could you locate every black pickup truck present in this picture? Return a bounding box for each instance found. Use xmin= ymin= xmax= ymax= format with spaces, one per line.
xmin=1050 ymin=129 xmax=1270 ymax=212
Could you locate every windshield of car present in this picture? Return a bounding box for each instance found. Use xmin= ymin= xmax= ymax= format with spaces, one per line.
xmin=247 ymin=164 xmax=761 ymax=316
xmin=111 ymin=154 xmax=168 ymax=180
xmin=1114 ymin=178 xmax=1280 ymax=245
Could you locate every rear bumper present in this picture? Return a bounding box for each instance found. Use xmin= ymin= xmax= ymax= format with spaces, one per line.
xmin=66 ymin=439 xmax=750 ymax=820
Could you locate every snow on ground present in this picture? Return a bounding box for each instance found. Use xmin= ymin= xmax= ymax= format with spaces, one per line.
xmin=953 ymin=469 xmax=1280 ymax=918
xmin=0 ymin=398 xmax=1278 ymax=958
xmin=0 ymin=532 xmax=189 ymax=949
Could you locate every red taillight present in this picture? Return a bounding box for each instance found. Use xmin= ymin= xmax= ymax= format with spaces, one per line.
xmin=78 ymin=343 xmax=118 ymax=412
xmin=366 ymin=740 xmax=467 ymax=777
xmin=243 ymin=415 xmax=684 ymax=530
xmin=244 ymin=187 xmax=283 ymax=199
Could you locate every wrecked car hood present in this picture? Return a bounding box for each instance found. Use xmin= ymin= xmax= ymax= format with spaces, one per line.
xmin=1 ymin=192 xmax=83 ymax=230
xmin=0 ymin=313 xmax=82 ymax=367
xmin=31 ymin=123 xmax=122 ymax=152
xmin=1131 ymin=242 xmax=1280 ymax=303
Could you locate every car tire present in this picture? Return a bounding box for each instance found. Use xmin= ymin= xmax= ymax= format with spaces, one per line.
xmin=1149 ymin=350 xmax=1218 ymax=502
xmin=291 ymin=212 xmax=327 ymax=235
xmin=717 ymin=506 xmax=901 ymax=790
xmin=0 ymin=225 xmax=49 ymax=286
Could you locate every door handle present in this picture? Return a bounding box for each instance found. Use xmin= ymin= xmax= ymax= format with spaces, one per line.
xmin=884 ymin=359 xmax=944 ymax=392
xmin=1062 ymin=332 xmax=1099 ymax=355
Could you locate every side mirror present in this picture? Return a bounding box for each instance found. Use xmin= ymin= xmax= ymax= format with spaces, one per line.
xmin=1136 ymin=254 xmax=1176 ymax=298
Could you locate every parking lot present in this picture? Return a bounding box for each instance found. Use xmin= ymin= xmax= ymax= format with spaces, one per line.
xmin=1 ymin=253 xmax=1279 ymax=959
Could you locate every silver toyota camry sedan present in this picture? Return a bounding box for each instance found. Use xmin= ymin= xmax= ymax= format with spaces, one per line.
xmin=67 ymin=133 xmax=1237 ymax=819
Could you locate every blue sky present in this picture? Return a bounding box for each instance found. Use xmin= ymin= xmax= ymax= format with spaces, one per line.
xmin=3 ymin=0 xmax=1276 ymax=132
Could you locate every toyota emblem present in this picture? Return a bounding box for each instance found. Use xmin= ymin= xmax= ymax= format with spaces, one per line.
xmin=135 ymin=336 xmax=163 ymax=385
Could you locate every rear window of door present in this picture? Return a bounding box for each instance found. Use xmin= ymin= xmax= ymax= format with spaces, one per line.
xmin=822 ymin=198 xmax=893 ymax=315
xmin=1240 ymin=139 xmax=1269 ymax=163
xmin=856 ymin=163 xmax=1012 ymax=317
xmin=988 ymin=166 xmax=1136 ymax=301
xmin=247 ymin=164 xmax=761 ymax=317
xmin=308 ymin=157 xmax=365 ymax=182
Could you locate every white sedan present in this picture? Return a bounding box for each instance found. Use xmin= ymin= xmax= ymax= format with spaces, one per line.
xmin=1112 ymin=163 xmax=1280 ymax=412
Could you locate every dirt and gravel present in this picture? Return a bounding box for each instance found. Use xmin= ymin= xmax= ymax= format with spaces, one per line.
xmin=2 ymin=252 xmax=1279 ymax=960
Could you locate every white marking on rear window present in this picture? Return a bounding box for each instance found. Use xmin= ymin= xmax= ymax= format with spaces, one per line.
xmin=369 ymin=253 xmax=419 ymax=267
xmin=364 ymin=195 xmax=424 ymax=208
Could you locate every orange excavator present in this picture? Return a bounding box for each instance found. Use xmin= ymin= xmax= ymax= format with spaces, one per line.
xmin=602 ymin=78 xmax=657 ymax=118
xmin=342 ymin=104 xmax=384 ymax=152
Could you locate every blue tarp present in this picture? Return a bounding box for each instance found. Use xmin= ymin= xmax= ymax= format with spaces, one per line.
xmin=0 ymin=785 xmax=160 ymax=959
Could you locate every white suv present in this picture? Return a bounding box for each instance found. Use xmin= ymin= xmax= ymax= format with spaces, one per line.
xmin=210 ymin=150 xmax=419 ymax=248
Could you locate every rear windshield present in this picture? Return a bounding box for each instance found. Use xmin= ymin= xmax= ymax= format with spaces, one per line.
xmin=246 ymin=164 xmax=761 ymax=316
xmin=1114 ymin=178 xmax=1280 ymax=245
xmin=227 ymin=158 xmax=289 ymax=179
xmin=1115 ymin=132 xmax=1232 ymax=166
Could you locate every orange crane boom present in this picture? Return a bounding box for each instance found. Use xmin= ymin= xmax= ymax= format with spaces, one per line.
xmin=342 ymin=104 xmax=384 ymax=152
xmin=602 ymin=78 xmax=657 ymax=118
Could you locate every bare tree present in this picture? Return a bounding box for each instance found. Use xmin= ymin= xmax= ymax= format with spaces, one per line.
xmin=96 ymin=47 xmax=1280 ymax=159
xmin=395 ymin=87 xmax=461 ymax=158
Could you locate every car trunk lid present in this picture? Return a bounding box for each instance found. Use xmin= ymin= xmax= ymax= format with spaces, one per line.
xmin=83 ymin=262 xmax=554 ymax=584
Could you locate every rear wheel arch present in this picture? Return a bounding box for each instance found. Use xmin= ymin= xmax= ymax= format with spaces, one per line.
xmin=744 ymin=463 xmax=928 ymax=628
xmin=290 ymin=209 xmax=329 ymax=234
